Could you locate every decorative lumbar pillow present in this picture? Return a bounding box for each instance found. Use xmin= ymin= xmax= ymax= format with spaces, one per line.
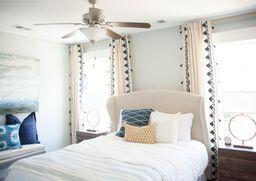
xmin=116 ymin=109 xmax=153 ymax=138
xmin=124 ymin=123 xmax=156 ymax=144
xmin=150 ymin=111 xmax=180 ymax=143
xmin=150 ymin=111 xmax=194 ymax=142
xmin=6 ymin=112 xmax=40 ymax=145
xmin=0 ymin=124 xmax=21 ymax=151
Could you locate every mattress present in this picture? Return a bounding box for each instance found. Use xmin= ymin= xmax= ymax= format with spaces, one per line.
xmin=5 ymin=134 xmax=208 ymax=181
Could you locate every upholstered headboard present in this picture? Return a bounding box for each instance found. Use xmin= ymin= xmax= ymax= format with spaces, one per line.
xmin=107 ymin=90 xmax=210 ymax=152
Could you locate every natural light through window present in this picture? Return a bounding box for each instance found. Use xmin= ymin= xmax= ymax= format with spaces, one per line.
xmin=215 ymin=39 xmax=256 ymax=146
xmin=80 ymin=49 xmax=111 ymax=132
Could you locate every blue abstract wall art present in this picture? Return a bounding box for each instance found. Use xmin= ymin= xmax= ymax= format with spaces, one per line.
xmin=0 ymin=53 xmax=39 ymax=114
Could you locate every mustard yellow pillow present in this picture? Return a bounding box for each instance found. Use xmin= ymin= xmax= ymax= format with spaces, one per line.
xmin=124 ymin=123 xmax=156 ymax=144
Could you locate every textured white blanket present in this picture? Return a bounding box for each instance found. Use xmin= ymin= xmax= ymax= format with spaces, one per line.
xmin=5 ymin=134 xmax=208 ymax=181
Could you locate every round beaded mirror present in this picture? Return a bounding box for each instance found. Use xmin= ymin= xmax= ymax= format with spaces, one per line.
xmin=86 ymin=109 xmax=100 ymax=132
xmin=229 ymin=114 xmax=256 ymax=149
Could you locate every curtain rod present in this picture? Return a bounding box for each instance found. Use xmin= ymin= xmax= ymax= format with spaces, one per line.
xmin=179 ymin=9 xmax=256 ymax=26
xmin=210 ymin=10 xmax=256 ymax=24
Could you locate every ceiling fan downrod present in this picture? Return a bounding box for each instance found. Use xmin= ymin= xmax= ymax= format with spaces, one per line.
xmin=88 ymin=0 xmax=99 ymax=8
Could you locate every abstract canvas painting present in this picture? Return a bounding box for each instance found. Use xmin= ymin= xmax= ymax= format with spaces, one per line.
xmin=0 ymin=53 xmax=39 ymax=114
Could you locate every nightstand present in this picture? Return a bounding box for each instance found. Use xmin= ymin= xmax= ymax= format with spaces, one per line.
xmin=218 ymin=144 xmax=256 ymax=180
xmin=76 ymin=130 xmax=110 ymax=143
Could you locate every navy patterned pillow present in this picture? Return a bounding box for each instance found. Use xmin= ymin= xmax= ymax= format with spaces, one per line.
xmin=116 ymin=109 xmax=153 ymax=138
xmin=0 ymin=124 xmax=21 ymax=151
xmin=6 ymin=112 xmax=40 ymax=145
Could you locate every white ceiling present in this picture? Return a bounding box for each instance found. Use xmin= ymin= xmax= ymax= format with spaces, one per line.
xmin=0 ymin=0 xmax=256 ymax=44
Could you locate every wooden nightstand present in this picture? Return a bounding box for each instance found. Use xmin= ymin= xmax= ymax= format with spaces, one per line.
xmin=218 ymin=144 xmax=256 ymax=180
xmin=76 ymin=130 xmax=110 ymax=143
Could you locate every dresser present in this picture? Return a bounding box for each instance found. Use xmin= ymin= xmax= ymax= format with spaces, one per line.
xmin=76 ymin=130 xmax=110 ymax=143
xmin=218 ymin=144 xmax=256 ymax=180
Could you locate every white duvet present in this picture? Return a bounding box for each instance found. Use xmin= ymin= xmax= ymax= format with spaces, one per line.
xmin=5 ymin=134 xmax=208 ymax=181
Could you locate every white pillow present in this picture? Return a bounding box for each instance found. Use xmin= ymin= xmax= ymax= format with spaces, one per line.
xmin=177 ymin=113 xmax=194 ymax=141
xmin=153 ymin=111 xmax=181 ymax=117
xmin=150 ymin=111 xmax=194 ymax=142
xmin=150 ymin=111 xmax=180 ymax=143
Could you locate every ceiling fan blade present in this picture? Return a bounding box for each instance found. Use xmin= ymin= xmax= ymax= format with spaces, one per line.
xmin=62 ymin=29 xmax=81 ymax=39
xmin=105 ymin=28 xmax=122 ymax=39
xmin=106 ymin=22 xmax=151 ymax=29
xmin=34 ymin=23 xmax=85 ymax=26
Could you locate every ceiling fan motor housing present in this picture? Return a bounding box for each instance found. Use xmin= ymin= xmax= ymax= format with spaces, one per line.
xmin=82 ymin=8 xmax=105 ymax=26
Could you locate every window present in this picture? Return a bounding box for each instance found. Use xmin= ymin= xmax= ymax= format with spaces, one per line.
xmin=79 ymin=49 xmax=111 ymax=132
xmin=215 ymin=39 xmax=256 ymax=145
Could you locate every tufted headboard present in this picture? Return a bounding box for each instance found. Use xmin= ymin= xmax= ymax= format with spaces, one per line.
xmin=107 ymin=90 xmax=211 ymax=153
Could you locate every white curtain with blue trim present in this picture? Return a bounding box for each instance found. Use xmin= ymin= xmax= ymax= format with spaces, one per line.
xmin=69 ymin=44 xmax=85 ymax=144
xmin=181 ymin=20 xmax=218 ymax=180
xmin=109 ymin=36 xmax=133 ymax=96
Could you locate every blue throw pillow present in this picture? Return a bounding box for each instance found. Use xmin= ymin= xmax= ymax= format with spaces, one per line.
xmin=6 ymin=112 xmax=40 ymax=145
xmin=0 ymin=124 xmax=21 ymax=151
xmin=116 ymin=109 xmax=153 ymax=138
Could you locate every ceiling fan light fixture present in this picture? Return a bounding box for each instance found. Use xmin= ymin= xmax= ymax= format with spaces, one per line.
xmin=80 ymin=26 xmax=103 ymax=43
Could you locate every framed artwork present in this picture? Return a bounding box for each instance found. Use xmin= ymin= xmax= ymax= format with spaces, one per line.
xmin=0 ymin=53 xmax=39 ymax=114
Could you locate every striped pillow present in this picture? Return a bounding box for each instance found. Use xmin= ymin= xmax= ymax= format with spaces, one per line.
xmin=124 ymin=123 xmax=156 ymax=144
xmin=116 ymin=109 xmax=153 ymax=138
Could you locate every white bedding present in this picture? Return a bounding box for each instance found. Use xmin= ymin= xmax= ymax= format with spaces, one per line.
xmin=5 ymin=134 xmax=208 ymax=181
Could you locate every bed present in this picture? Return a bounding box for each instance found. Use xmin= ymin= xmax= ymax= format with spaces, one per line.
xmin=5 ymin=90 xmax=211 ymax=181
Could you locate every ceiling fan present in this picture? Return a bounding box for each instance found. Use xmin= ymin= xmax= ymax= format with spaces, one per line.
xmin=34 ymin=0 xmax=151 ymax=43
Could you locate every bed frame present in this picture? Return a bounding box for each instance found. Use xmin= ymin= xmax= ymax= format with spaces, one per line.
xmin=107 ymin=90 xmax=211 ymax=178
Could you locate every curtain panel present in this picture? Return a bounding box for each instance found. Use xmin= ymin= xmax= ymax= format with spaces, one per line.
xmin=69 ymin=44 xmax=85 ymax=144
xmin=109 ymin=36 xmax=133 ymax=96
xmin=181 ymin=21 xmax=218 ymax=180
xmin=70 ymin=38 xmax=133 ymax=142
